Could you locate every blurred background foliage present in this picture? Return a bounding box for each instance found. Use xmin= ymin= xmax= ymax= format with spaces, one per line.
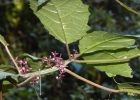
xmin=0 ymin=0 xmax=140 ymax=99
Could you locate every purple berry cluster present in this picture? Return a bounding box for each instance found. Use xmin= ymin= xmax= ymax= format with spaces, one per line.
xmin=39 ymin=51 xmax=66 ymax=81
xmin=30 ymin=77 xmax=39 ymax=84
xmin=15 ymin=50 xmax=78 ymax=83
xmin=15 ymin=57 xmax=39 ymax=84
xmin=15 ymin=57 xmax=32 ymax=74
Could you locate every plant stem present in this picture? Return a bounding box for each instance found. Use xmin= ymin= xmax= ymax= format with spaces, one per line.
xmin=4 ymin=46 xmax=21 ymax=74
xmin=16 ymin=61 xmax=71 ymax=87
xmin=17 ymin=74 xmax=35 ymax=87
xmin=17 ymin=67 xmax=59 ymax=87
xmin=116 ymin=0 xmax=140 ymax=15
xmin=22 ymin=67 xmax=60 ymax=78
xmin=74 ymin=54 xmax=140 ymax=64
xmin=0 ymin=80 xmax=3 ymax=100
xmin=66 ymin=44 xmax=71 ymax=60
xmin=64 ymin=68 xmax=121 ymax=93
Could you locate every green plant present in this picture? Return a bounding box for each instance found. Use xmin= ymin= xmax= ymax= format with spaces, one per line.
xmin=0 ymin=0 xmax=140 ymax=99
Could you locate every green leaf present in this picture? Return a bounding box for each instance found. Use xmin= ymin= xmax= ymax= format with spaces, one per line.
xmin=0 ymin=64 xmax=11 ymax=71
xmin=3 ymin=81 xmax=14 ymax=93
xmin=83 ymin=48 xmax=140 ymax=64
xmin=118 ymin=83 xmax=140 ymax=94
xmin=94 ymin=62 xmax=132 ymax=77
xmin=29 ymin=0 xmax=89 ymax=44
xmin=23 ymin=53 xmax=41 ymax=71
xmin=23 ymin=53 xmax=42 ymax=61
xmin=79 ymin=31 xmax=136 ymax=54
xmin=82 ymin=48 xmax=140 ymax=77
xmin=0 ymin=34 xmax=8 ymax=46
xmin=0 ymin=64 xmax=16 ymax=74
xmin=37 ymin=0 xmax=48 ymax=7
xmin=27 ymin=58 xmax=40 ymax=71
xmin=0 ymin=71 xmax=19 ymax=82
xmin=106 ymin=72 xmax=116 ymax=77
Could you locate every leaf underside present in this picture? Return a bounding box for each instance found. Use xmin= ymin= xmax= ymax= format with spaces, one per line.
xmin=79 ymin=31 xmax=136 ymax=54
xmin=23 ymin=53 xmax=42 ymax=61
xmin=95 ymin=62 xmax=132 ymax=77
xmin=118 ymin=83 xmax=140 ymax=94
xmin=83 ymin=48 xmax=140 ymax=77
xmin=30 ymin=0 xmax=89 ymax=44
xmin=80 ymin=32 xmax=140 ymax=77
xmin=37 ymin=0 xmax=48 ymax=7
xmin=0 ymin=71 xmax=19 ymax=82
xmin=83 ymin=48 xmax=140 ymax=63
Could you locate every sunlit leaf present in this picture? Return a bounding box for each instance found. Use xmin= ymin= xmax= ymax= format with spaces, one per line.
xmin=79 ymin=31 xmax=136 ymax=54
xmin=118 ymin=83 xmax=140 ymax=94
xmin=0 ymin=34 xmax=8 ymax=46
xmin=30 ymin=0 xmax=89 ymax=44
xmin=106 ymin=72 xmax=116 ymax=77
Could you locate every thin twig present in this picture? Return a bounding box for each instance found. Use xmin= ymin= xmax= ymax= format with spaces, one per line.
xmin=64 ymin=68 xmax=121 ymax=93
xmin=16 ymin=74 xmax=35 ymax=87
xmin=22 ymin=67 xmax=60 ymax=78
xmin=16 ymin=67 xmax=58 ymax=87
xmin=116 ymin=0 xmax=140 ymax=16
xmin=39 ymin=69 xmax=42 ymax=95
xmin=16 ymin=60 xmax=70 ymax=87
xmin=5 ymin=46 xmax=21 ymax=74
xmin=33 ymin=84 xmax=41 ymax=100
xmin=21 ymin=60 xmax=70 ymax=78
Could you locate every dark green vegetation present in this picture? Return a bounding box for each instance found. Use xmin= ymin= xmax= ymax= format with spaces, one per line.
xmin=0 ymin=0 xmax=140 ymax=99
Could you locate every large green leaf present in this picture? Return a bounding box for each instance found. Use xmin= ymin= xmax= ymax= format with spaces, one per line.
xmin=30 ymin=0 xmax=89 ymax=44
xmin=79 ymin=31 xmax=136 ymax=54
xmin=83 ymin=48 xmax=140 ymax=64
xmin=118 ymin=83 xmax=140 ymax=94
xmin=0 ymin=34 xmax=8 ymax=46
xmin=94 ymin=63 xmax=132 ymax=77
xmin=0 ymin=71 xmax=19 ymax=82
xmin=82 ymin=48 xmax=140 ymax=77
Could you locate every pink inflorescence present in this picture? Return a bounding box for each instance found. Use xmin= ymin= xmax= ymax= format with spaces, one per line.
xmin=30 ymin=77 xmax=39 ymax=84
xmin=39 ymin=51 xmax=66 ymax=81
xmin=15 ymin=57 xmax=39 ymax=84
xmin=15 ymin=57 xmax=32 ymax=74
